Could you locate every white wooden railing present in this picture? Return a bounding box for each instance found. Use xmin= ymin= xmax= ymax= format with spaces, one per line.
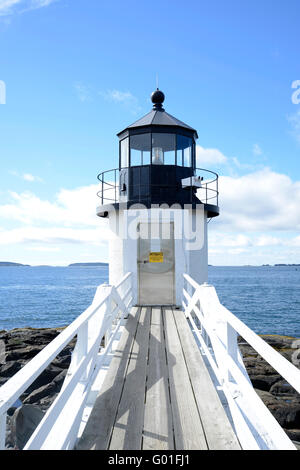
xmin=182 ymin=273 xmax=300 ymax=450
xmin=0 ymin=272 xmax=133 ymax=450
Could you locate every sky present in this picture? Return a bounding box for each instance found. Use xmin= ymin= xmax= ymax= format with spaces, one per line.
xmin=0 ymin=0 xmax=300 ymax=266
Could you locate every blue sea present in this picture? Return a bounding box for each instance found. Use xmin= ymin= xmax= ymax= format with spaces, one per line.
xmin=0 ymin=265 xmax=299 ymax=337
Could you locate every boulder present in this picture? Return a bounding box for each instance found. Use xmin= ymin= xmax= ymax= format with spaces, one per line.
xmin=270 ymin=380 xmax=299 ymax=396
xmin=23 ymin=382 xmax=57 ymax=405
xmin=0 ymin=361 xmax=23 ymax=377
xmin=250 ymin=374 xmax=281 ymax=392
xmin=23 ymin=364 xmax=64 ymax=395
xmin=9 ymin=404 xmax=45 ymax=450
xmin=5 ymin=345 xmax=45 ymax=361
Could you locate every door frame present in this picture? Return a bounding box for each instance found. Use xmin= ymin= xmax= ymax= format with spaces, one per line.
xmin=137 ymin=221 xmax=175 ymax=306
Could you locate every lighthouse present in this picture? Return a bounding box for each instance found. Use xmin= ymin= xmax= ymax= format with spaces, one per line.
xmin=97 ymin=89 xmax=219 ymax=306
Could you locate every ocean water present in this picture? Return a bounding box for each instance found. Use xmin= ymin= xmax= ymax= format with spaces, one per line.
xmin=0 ymin=265 xmax=299 ymax=336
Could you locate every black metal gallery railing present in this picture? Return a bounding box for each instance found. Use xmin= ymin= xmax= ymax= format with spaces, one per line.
xmin=97 ymin=167 xmax=219 ymax=207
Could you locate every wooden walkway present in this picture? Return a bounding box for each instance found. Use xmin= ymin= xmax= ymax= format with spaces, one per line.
xmin=77 ymin=307 xmax=241 ymax=450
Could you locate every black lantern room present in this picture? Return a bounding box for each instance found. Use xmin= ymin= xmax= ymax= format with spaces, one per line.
xmin=97 ymin=90 xmax=219 ymax=218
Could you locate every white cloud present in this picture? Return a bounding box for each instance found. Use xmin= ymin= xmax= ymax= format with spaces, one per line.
xmin=214 ymin=167 xmax=300 ymax=232
xmin=100 ymin=89 xmax=136 ymax=104
xmin=22 ymin=173 xmax=35 ymax=182
xmin=10 ymin=170 xmax=43 ymax=182
xmin=0 ymin=0 xmax=21 ymax=15
xmin=26 ymin=245 xmax=61 ymax=252
xmin=196 ymin=145 xmax=228 ymax=166
xmin=0 ymin=0 xmax=57 ymax=16
xmin=0 ymin=184 xmax=103 ymax=227
xmin=196 ymin=145 xmax=258 ymax=173
xmin=23 ymin=173 xmax=43 ymax=182
xmin=99 ymin=89 xmax=141 ymax=114
xmin=205 ymin=165 xmax=300 ymax=264
xmin=255 ymin=235 xmax=282 ymax=247
xmin=0 ymin=226 xmax=109 ymax=246
xmin=30 ymin=0 xmax=56 ymax=7
xmin=208 ymin=231 xmax=300 ymax=265
xmin=0 ymin=184 xmax=111 ymax=255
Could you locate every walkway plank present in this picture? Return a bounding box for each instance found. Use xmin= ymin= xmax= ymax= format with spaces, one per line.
xmin=173 ymin=309 xmax=241 ymax=450
xmin=76 ymin=307 xmax=141 ymax=450
xmin=109 ymin=307 xmax=150 ymax=450
xmin=78 ymin=307 xmax=241 ymax=451
xmin=163 ymin=308 xmax=208 ymax=450
xmin=143 ymin=308 xmax=174 ymax=450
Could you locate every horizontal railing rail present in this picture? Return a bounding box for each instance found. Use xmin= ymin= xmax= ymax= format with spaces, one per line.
xmin=96 ymin=167 xmax=219 ymax=207
xmin=0 ymin=272 xmax=133 ymax=450
xmin=182 ymin=273 xmax=300 ymax=450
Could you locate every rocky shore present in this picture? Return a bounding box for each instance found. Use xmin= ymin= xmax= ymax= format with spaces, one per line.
xmin=0 ymin=327 xmax=299 ymax=449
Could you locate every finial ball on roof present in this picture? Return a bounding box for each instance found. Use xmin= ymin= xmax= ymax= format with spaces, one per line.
xmin=151 ymin=89 xmax=165 ymax=105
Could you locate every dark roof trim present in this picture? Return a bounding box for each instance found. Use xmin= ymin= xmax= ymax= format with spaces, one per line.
xmin=117 ymin=125 xmax=197 ymax=141
xmin=117 ymin=109 xmax=198 ymax=139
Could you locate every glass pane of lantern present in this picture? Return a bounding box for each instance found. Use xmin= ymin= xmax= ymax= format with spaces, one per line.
xmin=130 ymin=134 xmax=151 ymax=166
xmin=120 ymin=138 xmax=129 ymax=168
xmin=184 ymin=144 xmax=192 ymax=167
xmin=176 ymin=148 xmax=183 ymax=166
xmin=177 ymin=135 xmax=192 ymax=167
xmin=152 ymin=133 xmax=175 ymax=165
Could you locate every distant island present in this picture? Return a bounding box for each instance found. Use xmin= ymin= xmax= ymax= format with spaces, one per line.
xmin=68 ymin=262 xmax=108 ymax=267
xmin=0 ymin=262 xmax=30 ymax=267
xmin=274 ymin=264 xmax=300 ymax=267
xmin=0 ymin=262 xmax=108 ymax=267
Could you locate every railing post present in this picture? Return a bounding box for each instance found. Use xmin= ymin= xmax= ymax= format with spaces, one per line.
xmin=0 ymin=412 xmax=6 ymax=450
xmin=226 ymin=322 xmax=238 ymax=383
xmin=63 ymin=322 xmax=89 ymax=390
xmin=104 ymin=295 xmax=112 ymax=348
xmin=76 ymin=323 xmax=89 ymax=381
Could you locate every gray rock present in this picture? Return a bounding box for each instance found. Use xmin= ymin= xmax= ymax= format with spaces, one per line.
xmin=249 ymin=374 xmax=281 ymax=392
xmin=0 ymin=361 xmax=23 ymax=377
xmin=5 ymin=345 xmax=45 ymax=361
xmin=255 ymin=389 xmax=279 ymax=406
xmin=270 ymin=380 xmax=299 ymax=396
xmin=268 ymin=403 xmax=300 ymax=429
xmin=24 ymin=382 xmax=57 ymax=405
xmin=10 ymin=404 xmax=45 ymax=450
xmin=52 ymin=369 xmax=67 ymax=388
xmin=23 ymin=364 xmax=64 ymax=395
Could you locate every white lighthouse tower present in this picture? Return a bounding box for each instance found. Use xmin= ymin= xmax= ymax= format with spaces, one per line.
xmin=97 ymin=89 xmax=219 ymax=306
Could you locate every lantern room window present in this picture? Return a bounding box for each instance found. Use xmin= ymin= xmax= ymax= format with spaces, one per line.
xmin=151 ymin=133 xmax=176 ymax=165
xmin=120 ymin=133 xmax=195 ymax=168
xmin=130 ymin=133 xmax=151 ymax=166
xmin=177 ymin=135 xmax=193 ymax=167
xmin=120 ymin=138 xmax=129 ymax=168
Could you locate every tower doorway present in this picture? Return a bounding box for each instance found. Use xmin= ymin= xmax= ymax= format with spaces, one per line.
xmin=137 ymin=222 xmax=175 ymax=305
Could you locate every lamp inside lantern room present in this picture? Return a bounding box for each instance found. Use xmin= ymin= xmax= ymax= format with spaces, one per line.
xmin=152 ymin=146 xmax=164 ymax=165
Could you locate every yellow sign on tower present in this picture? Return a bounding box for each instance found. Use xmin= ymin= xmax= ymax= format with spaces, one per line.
xmin=149 ymin=252 xmax=164 ymax=263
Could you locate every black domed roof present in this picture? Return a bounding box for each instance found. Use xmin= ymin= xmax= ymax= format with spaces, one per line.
xmin=117 ymin=89 xmax=198 ymax=138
